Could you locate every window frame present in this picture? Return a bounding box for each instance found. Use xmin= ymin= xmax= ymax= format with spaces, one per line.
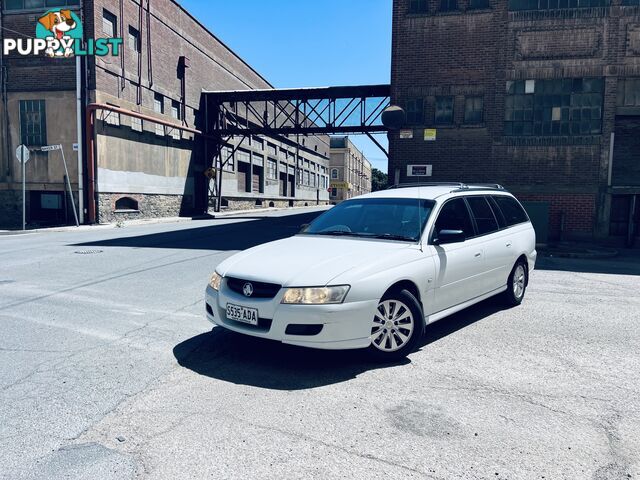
xmin=102 ymin=9 xmax=117 ymax=38
xmin=464 ymin=96 xmax=484 ymax=124
xmin=435 ymin=96 xmax=455 ymax=126
xmin=19 ymin=99 xmax=47 ymax=147
xmin=406 ymin=98 xmax=425 ymax=125
xmin=440 ymin=0 xmax=459 ymax=11
xmin=128 ymin=25 xmax=140 ymax=53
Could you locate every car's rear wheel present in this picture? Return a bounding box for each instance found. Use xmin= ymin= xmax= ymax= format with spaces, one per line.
xmin=504 ymin=260 xmax=528 ymax=307
xmin=368 ymin=289 xmax=424 ymax=360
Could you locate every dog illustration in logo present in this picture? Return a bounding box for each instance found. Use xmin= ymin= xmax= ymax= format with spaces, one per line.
xmin=38 ymin=9 xmax=76 ymax=57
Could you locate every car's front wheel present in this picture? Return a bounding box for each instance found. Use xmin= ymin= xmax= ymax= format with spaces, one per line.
xmin=368 ymin=289 xmax=424 ymax=360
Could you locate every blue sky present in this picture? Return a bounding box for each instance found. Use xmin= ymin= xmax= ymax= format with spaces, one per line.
xmin=179 ymin=0 xmax=392 ymax=172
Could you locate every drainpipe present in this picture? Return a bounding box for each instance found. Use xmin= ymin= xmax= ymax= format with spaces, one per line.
xmin=76 ymin=56 xmax=84 ymax=224
xmin=85 ymin=103 xmax=215 ymax=224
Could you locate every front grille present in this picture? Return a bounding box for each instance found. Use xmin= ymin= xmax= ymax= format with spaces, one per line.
xmin=226 ymin=277 xmax=282 ymax=299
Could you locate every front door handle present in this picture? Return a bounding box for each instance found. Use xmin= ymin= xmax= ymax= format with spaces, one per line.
xmin=474 ymin=252 xmax=482 ymax=258
xmin=506 ymin=242 xmax=512 ymax=247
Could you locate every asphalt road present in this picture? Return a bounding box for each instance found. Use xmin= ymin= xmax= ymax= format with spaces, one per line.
xmin=1 ymin=208 xmax=638 ymax=480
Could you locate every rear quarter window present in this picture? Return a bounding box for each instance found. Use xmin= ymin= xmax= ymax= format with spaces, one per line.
xmin=492 ymin=196 xmax=529 ymax=226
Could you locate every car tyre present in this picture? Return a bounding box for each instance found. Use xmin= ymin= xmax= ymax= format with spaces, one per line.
xmin=504 ymin=260 xmax=528 ymax=307
xmin=368 ymin=289 xmax=425 ymax=361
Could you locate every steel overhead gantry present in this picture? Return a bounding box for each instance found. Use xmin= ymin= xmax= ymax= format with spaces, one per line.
xmin=202 ymin=84 xmax=391 ymax=212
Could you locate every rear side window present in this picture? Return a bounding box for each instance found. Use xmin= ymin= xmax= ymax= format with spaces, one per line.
xmin=466 ymin=196 xmax=499 ymax=235
xmin=434 ymin=198 xmax=475 ymax=237
xmin=492 ymin=196 xmax=529 ymax=226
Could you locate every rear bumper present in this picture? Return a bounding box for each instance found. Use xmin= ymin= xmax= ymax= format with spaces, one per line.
xmin=204 ymin=286 xmax=377 ymax=350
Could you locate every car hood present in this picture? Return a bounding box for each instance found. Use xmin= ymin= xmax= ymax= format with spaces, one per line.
xmin=215 ymin=235 xmax=414 ymax=287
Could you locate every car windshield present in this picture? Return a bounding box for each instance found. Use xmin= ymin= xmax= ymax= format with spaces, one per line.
xmin=301 ymin=197 xmax=435 ymax=242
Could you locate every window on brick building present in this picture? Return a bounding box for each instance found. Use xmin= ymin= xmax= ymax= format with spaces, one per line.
xmin=331 ymin=168 xmax=339 ymax=179
xmin=440 ymin=0 xmax=458 ymax=11
xmin=267 ymin=159 xmax=277 ymax=180
xmin=19 ymin=100 xmax=47 ymax=147
xmin=508 ymin=0 xmax=609 ymax=11
xmin=408 ymin=0 xmax=428 ymax=13
xmin=435 ymin=96 xmax=454 ymax=125
xmin=222 ymin=147 xmax=235 ymax=172
xmin=469 ymin=0 xmax=490 ymax=8
xmin=504 ymin=78 xmax=603 ymax=136
xmin=464 ymin=96 xmax=484 ymax=124
xmin=128 ymin=26 xmax=140 ymax=53
xmin=102 ymin=9 xmax=117 ymax=37
xmin=131 ymin=116 xmax=143 ymax=132
xmin=153 ymin=93 xmax=164 ymax=136
xmin=102 ymin=104 xmax=120 ymax=127
xmin=170 ymin=100 xmax=181 ymax=140
xmin=622 ymin=0 xmax=640 ymax=4
xmin=406 ymin=98 xmax=424 ymax=125
xmin=617 ymin=78 xmax=640 ymax=107
xmin=4 ymin=0 xmax=79 ymax=11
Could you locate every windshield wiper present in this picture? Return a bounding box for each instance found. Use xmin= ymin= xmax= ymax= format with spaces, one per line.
xmin=309 ymin=230 xmax=363 ymax=237
xmin=366 ymin=233 xmax=417 ymax=242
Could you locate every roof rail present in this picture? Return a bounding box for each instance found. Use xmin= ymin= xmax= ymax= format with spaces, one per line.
xmin=387 ymin=182 xmax=467 ymax=190
xmin=450 ymin=184 xmax=507 ymax=193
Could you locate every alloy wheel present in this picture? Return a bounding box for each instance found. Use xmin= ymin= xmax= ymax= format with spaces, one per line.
xmin=371 ymin=299 xmax=415 ymax=352
xmin=513 ymin=264 xmax=526 ymax=299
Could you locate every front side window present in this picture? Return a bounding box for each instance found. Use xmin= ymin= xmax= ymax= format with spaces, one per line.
xmin=464 ymin=96 xmax=484 ymax=124
xmin=304 ymin=198 xmax=435 ymax=242
xmin=505 ymin=78 xmax=603 ymax=136
xmin=20 ymin=100 xmax=47 ymax=147
xmin=433 ymin=198 xmax=475 ymax=237
xmin=466 ymin=196 xmax=499 ymax=235
xmin=435 ymin=96 xmax=454 ymax=125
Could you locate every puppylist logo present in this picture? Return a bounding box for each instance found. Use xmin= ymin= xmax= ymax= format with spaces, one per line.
xmin=2 ymin=8 xmax=122 ymax=58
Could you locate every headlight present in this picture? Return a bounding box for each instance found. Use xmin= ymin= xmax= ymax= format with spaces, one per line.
xmin=209 ymin=272 xmax=222 ymax=291
xmin=281 ymin=285 xmax=350 ymax=305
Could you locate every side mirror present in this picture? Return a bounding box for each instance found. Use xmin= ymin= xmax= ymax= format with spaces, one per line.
xmin=299 ymin=223 xmax=310 ymax=233
xmin=434 ymin=229 xmax=465 ymax=245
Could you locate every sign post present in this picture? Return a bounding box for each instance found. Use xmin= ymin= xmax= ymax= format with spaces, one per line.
xmin=16 ymin=145 xmax=30 ymax=230
xmin=41 ymin=144 xmax=79 ymax=227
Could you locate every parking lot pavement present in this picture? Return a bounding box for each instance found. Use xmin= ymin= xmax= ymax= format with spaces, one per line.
xmin=1 ymin=210 xmax=639 ymax=480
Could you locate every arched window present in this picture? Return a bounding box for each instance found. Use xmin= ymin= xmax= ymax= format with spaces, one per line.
xmin=115 ymin=197 xmax=139 ymax=211
xmin=331 ymin=168 xmax=339 ymax=179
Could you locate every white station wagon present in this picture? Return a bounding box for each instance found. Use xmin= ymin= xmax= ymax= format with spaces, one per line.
xmin=206 ymin=183 xmax=536 ymax=359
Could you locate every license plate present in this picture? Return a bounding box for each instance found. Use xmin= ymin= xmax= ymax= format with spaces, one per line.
xmin=226 ymin=303 xmax=259 ymax=326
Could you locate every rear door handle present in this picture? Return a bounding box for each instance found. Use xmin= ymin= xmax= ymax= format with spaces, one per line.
xmin=506 ymin=242 xmax=512 ymax=247
xmin=474 ymin=252 xmax=482 ymax=258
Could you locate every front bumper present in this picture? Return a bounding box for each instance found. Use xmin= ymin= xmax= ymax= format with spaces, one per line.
xmin=204 ymin=285 xmax=377 ymax=350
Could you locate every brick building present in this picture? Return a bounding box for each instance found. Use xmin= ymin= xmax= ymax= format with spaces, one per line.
xmin=329 ymin=136 xmax=372 ymax=203
xmin=0 ymin=0 xmax=329 ymax=228
xmin=389 ymin=0 xmax=640 ymax=243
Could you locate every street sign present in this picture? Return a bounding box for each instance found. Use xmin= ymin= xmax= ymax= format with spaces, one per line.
xmin=400 ymin=129 xmax=413 ymax=139
xmin=16 ymin=144 xmax=30 ymax=163
xmin=424 ymin=129 xmax=437 ymax=142
xmin=407 ymin=165 xmax=433 ymax=177
xmin=41 ymin=144 xmax=62 ymax=152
